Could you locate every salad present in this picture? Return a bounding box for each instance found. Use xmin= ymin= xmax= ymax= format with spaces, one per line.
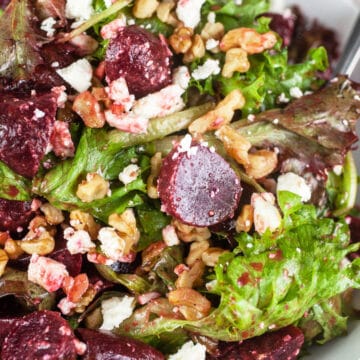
xmin=0 ymin=0 xmax=359 ymax=359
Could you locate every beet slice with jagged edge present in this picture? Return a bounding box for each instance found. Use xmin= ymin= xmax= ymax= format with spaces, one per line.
xmin=105 ymin=25 xmax=172 ymax=98
xmin=0 ymin=90 xmax=58 ymax=178
xmin=158 ymin=139 xmax=242 ymax=227
xmin=77 ymin=328 xmax=165 ymax=360
xmin=1 ymin=310 xmax=78 ymax=360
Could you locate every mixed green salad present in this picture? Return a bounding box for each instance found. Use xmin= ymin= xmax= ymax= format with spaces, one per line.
xmin=0 ymin=0 xmax=359 ymax=358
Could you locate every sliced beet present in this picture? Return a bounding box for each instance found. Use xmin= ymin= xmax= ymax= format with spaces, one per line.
xmin=105 ymin=25 xmax=172 ymax=98
xmin=1 ymin=310 xmax=77 ymax=360
xmin=0 ymin=91 xmax=58 ymax=178
xmin=77 ymin=328 xmax=165 ymax=360
xmin=0 ymin=317 xmax=23 ymax=348
xmin=158 ymin=141 xmax=242 ymax=227
xmin=209 ymin=326 xmax=304 ymax=360
xmin=0 ymin=199 xmax=34 ymax=232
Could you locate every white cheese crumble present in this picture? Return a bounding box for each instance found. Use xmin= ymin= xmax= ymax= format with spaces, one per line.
xmin=63 ymin=227 xmax=96 ymax=254
xmin=277 ymin=172 xmax=312 ymax=202
xmin=98 ymin=227 xmax=127 ymax=262
xmin=205 ymin=38 xmax=219 ymax=51
xmin=207 ymin=12 xmax=216 ymax=23
xmin=192 ymin=59 xmax=221 ymax=80
xmin=65 ymin=0 xmax=94 ymax=28
xmin=40 ymin=17 xmax=57 ymax=37
xmin=162 ymin=225 xmax=180 ymax=246
xmin=100 ymin=296 xmax=135 ymax=330
xmin=34 ymin=108 xmax=45 ymax=118
xmin=277 ymin=92 xmax=290 ymax=103
xmin=176 ymin=0 xmax=206 ymax=28
xmin=172 ymin=66 xmax=191 ymax=90
xmin=168 ymin=341 xmax=206 ymax=360
xmin=118 ymin=164 xmax=140 ymax=185
xmin=251 ymin=192 xmax=281 ymax=235
xmin=56 ymin=59 xmax=93 ymax=93
xmin=28 ymin=254 xmax=69 ymax=292
xmin=289 ymin=86 xmax=303 ymax=99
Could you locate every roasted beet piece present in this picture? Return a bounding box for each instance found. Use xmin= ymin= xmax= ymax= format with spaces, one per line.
xmin=77 ymin=328 xmax=165 ymax=360
xmin=263 ymin=12 xmax=296 ymax=47
xmin=0 ymin=0 xmax=10 ymax=9
xmin=209 ymin=326 xmax=304 ymax=360
xmin=0 ymin=199 xmax=34 ymax=232
xmin=0 ymin=317 xmax=23 ymax=348
xmin=105 ymin=25 xmax=172 ymax=98
xmin=50 ymin=232 xmax=83 ymax=277
xmin=158 ymin=141 xmax=242 ymax=227
xmin=0 ymin=90 xmax=58 ymax=178
xmin=1 ymin=310 xmax=77 ymax=360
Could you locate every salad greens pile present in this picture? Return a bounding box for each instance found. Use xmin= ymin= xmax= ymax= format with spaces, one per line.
xmin=0 ymin=0 xmax=359 ymax=358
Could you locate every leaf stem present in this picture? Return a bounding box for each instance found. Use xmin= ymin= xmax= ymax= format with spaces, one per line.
xmin=58 ymin=0 xmax=131 ymax=43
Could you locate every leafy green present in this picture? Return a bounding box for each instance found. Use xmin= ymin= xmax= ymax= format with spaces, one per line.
xmin=202 ymin=0 xmax=270 ymax=31
xmin=33 ymin=104 xmax=213 ymax=223
xmin=115 ymin=192 xmax=360 ymax=342
xmin=298 ymin=295 xmax=348 ymax=345
xmin=327 ymin=152 xmax=358 ymax=216
xmin=0 ymin=161 xmax=31 ymax=201
xmin=219 ymin=47 xmax=328 ymax=115
xmin=0 ymin=0 xmax=43 ymax=81
xmin=136 ymin=202 xmax=170 ymax=250
xmin=0 ymin=268 xmax=56 ymax=311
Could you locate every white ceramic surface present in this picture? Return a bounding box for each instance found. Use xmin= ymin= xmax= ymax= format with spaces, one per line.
xmin=283 ymin=1 xmax=360 ymax=359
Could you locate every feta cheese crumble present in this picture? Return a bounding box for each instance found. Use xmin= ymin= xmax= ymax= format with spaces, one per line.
xmin=277 ymin=172 xmax=312 ymax=202
xmin=56 ymin=59 xmax=93 ymax=93
xmin=172 ymin=66 xmax=191 ymax=90
xmin=98 ymin=227 xmax=128 ymax=262
xmin=40 ymin=17 xmax=57 ymax=37
xmin=64 ymin=227 xmax=96 ymax=254
xmin=176 ymin=0 xmax=206 ymax=29
xmin=192 ymin=59 xmax=221 ymax=80
xmin=168 ymin=341 xmax=206 ymax=360
xmin=100 ymin=296 xmax=135 ymax=330
xmin=65 ymin=0 xmax=94 ymax=28
xmin=289 ymin=86 xmax=303 ymax=99
xmin=251 ymin=192 xmax=281 ymax=235
xmin=118 ymin=164 xmax=140 ymax=185
xmin=28 ymin=254 xmax=69 ymax=292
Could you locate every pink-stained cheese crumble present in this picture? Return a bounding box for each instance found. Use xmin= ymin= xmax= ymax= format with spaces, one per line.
xmin=28 ymin=254 xmax=69 ymax=292
xmin=101 ymin=18 xmax=127 ymax=40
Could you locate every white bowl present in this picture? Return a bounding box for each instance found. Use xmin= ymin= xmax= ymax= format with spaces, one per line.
xmin=282 ymin=1 xmax=360 ymax=358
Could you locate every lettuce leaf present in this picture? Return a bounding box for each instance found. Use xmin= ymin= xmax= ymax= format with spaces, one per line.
xmin=0 ymin=161 xmax=31 ymax=201
xmin=115 ymin=192 xmax=360 ymax=342
xmin=33 ymin=104 xmax=213 ymax=222
xmin=219 ymin=46 xmax=328 ymax=115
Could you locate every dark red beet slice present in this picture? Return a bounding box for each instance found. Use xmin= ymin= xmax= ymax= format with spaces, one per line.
xmin=0 ymin=317 xmax=23 ymax=348
xmin=0 ymin=91 xmax=58 ymax=178
xmin=0 ymin=199 xmax=34 ymax=232
xmin=77 ymin=328 xmax=165 ymax=360
xmin=50 ymin=232 xmax=82 ymax=277
xmin=209 ymin=326 xmax=304 ymax=360
xmin=1 ymin=310 xmax=77 ymax=360
xmin=105 ymin=25 xmax=172 ymax=98
xmin=158 ymin=142 xmax=242 ymax=227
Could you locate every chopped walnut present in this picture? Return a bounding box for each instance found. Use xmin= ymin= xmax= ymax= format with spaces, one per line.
xmin=189 ymin=90 xmax=245 ymax=135
xmin=76 ymin=173 xmax=110 ymax=203
xmin=220 ymin=27 xmax=277 ymax=54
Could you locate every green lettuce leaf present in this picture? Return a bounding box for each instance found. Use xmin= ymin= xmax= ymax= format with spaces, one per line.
xmin=298 ymin=295 xmax=348 ymax=345
xmin=115 ymin=192 xmax=360 ymax=342
xmin=0 ymin=161 xmax=31 ymax=201
xmin=202 ymin=0 xmax=270 ymax=30
xmin=33 ymin=104 xmax=213 ymax=222
xmin=219 ymin=46 xmax=328 ymax=115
